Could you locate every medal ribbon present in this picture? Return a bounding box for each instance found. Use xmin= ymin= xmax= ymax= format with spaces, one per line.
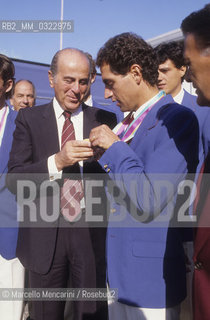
xmin=113 ymin=91 xmax=166 ymax=142
xmin=0 ymin=106 xmax=8 ymax=135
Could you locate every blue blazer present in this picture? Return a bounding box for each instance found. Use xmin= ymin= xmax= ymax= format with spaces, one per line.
xmin=181 ymin=89 xmax=210 ymax=162
xmin=0 ymin=107 xmax=18 ymax=259
xmin=175 ymin=90 xmax=210 ymax=242
xmin=99 ymin=95 xmax=200 ymax=308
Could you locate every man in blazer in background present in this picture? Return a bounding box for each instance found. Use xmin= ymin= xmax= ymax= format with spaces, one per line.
xmin=0 ymin=54 xmax=25 ymax=320
xmin=155 ymin=40 xmax=210 ymax=320
xmin=89 ymin=32 xmax=201 ymax=320
xmin=7 ymin=48 xmax=117 ymax=320
xmin=155 ymin=40 xmax=210 ymax=163
xmin=181 ymin=4 xmax=210 ymax=320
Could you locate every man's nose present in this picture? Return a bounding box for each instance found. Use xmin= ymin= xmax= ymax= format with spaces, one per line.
xmin=104 ymin=88 xmax=113 ymax=99
xmin=23 ymin=96 xmax=29 ymax=105
xmin=72 ymin=82 xmax=80 ymax=94
xmin=158 ymin=71 xmax=163 ymax=82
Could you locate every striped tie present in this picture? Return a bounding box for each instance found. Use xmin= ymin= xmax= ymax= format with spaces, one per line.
xmin=60 ymin=111 xmax=83 ymax=222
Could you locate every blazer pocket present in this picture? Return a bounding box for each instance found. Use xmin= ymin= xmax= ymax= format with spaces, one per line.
xmin=132 ymin=241 xmax=165 ymax=258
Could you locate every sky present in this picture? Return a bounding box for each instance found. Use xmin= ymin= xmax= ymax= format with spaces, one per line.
xmin=0 ymin=0 xmax=209 ymax=65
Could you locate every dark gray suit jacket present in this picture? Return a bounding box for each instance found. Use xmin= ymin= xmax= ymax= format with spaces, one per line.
xmin=7 ymin=101 xmax=117 ymax=274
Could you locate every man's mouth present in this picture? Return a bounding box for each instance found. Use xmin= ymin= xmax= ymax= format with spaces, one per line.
xmin=67 ymin=95 xmax=79 ymax=103
xmin=158 ymin=83 xmax=165 ymax=89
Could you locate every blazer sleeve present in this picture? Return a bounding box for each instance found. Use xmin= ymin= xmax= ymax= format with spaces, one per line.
xmin=99 ymin=106 xmax=200 ymax=221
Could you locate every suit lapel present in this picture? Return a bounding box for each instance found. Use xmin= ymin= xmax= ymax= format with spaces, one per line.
xmin=83 ymin=105 xmax=101 ymax=139
xmin=40 ymin=102 xmax=60 ymax=155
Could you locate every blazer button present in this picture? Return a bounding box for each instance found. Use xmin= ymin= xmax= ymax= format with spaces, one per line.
xmin=194 ymin=261 xmax=203 ymax=270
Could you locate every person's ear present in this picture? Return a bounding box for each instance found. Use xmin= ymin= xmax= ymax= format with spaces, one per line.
xmin=130 ymin=64 xmax=142 ymax=85
xmin=180 ymin=65 xmax=187 ymax=78
xmin=5 ymin=79 xmax=13 ymax=94
xmin=90 ymin=73 xmax=96 ymax=84
xmin=48 ymin=70 xmax=55 ymax=88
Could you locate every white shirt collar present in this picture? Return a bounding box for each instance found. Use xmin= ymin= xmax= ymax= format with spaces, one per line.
xmin=53 ymin=97 xmax=83 ymax=119
xmin=173 ymin=87 xmax=184 ymax=104
xmin=84 ymin=95 xmax=93 ymax=107
xmin=132 ymin=92 xmax=161 ymax=119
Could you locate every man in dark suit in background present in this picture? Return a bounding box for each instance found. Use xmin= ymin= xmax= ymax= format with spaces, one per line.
xmin=10 ymin=79 xmax=36 ymax=111
xmin=7 ymin=48 xmax=117 ymax=320
xmin=181 ymin=4 xmax=210 ymax=320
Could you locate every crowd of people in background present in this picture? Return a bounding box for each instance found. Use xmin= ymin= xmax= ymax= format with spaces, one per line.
xmin=0 ymin=3 xmax=210 ymax=320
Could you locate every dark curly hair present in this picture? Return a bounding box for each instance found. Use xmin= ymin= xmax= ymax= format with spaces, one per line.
xmin=181 ymin=4 xmax=210 ymax=50
xmin=96 ymin=32 xmax=158 ymax=86
xmin=0 ymin=54 xmax=15 ymax=99
xmin=154 ymin=41 xmax=185 ymax=69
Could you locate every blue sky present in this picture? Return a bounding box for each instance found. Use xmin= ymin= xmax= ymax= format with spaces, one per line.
xmin=1 ymin=0 xmax=208 ymax=64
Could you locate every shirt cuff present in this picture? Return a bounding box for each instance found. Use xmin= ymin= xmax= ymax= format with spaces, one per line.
xmin=48 ymin=154 xmax=62 ymax=181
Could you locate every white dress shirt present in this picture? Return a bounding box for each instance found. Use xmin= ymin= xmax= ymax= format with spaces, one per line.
xmin=48 ymin=97 xmax=84 ymax=178
xmin=173 ymin=87 xmax=184 ymax=104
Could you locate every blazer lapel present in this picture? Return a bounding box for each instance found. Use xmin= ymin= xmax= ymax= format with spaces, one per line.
xmin=182 ymin=90 xmax=197 ymax=113
xmin=130 ymin=95 xmax=173 ymax=148
xmin=0 ymin=109 xmax=16 ymax=175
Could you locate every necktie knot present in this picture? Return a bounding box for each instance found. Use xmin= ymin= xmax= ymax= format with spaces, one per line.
xmin=63 ymin=110 xmax=72 ymax=120
xmin=127 ymin=112 xmax=134 ymax=125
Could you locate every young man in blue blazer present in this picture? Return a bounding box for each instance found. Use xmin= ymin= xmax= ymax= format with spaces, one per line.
xmin=0 ymin=54 xmax=25 ymax=320
xmin=155 ymin=40 xmax=210 ymax=162
xmin=89 ymin=33 xmax=201 ymax=320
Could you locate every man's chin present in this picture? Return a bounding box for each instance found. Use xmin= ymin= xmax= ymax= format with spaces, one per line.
xmin=158 ymin=85 xmax=166 ymax=92
xmin=117 ymin=103 xmax=126 ymax=112
xmin=64 ymin=100 xmax=80 ymax=111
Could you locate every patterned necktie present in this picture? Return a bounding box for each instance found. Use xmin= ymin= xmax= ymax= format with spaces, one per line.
xmin=119 ymin=113 xmax=134 ymax=137
xmin=94 ymin=113 xmax=135 ymax=160
xmin=60 ymin=111 xmax=84 ymax=222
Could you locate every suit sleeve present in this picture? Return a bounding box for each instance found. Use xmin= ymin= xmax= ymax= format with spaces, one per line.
xmin=6 ymin=110 xmax=50 ymax=194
